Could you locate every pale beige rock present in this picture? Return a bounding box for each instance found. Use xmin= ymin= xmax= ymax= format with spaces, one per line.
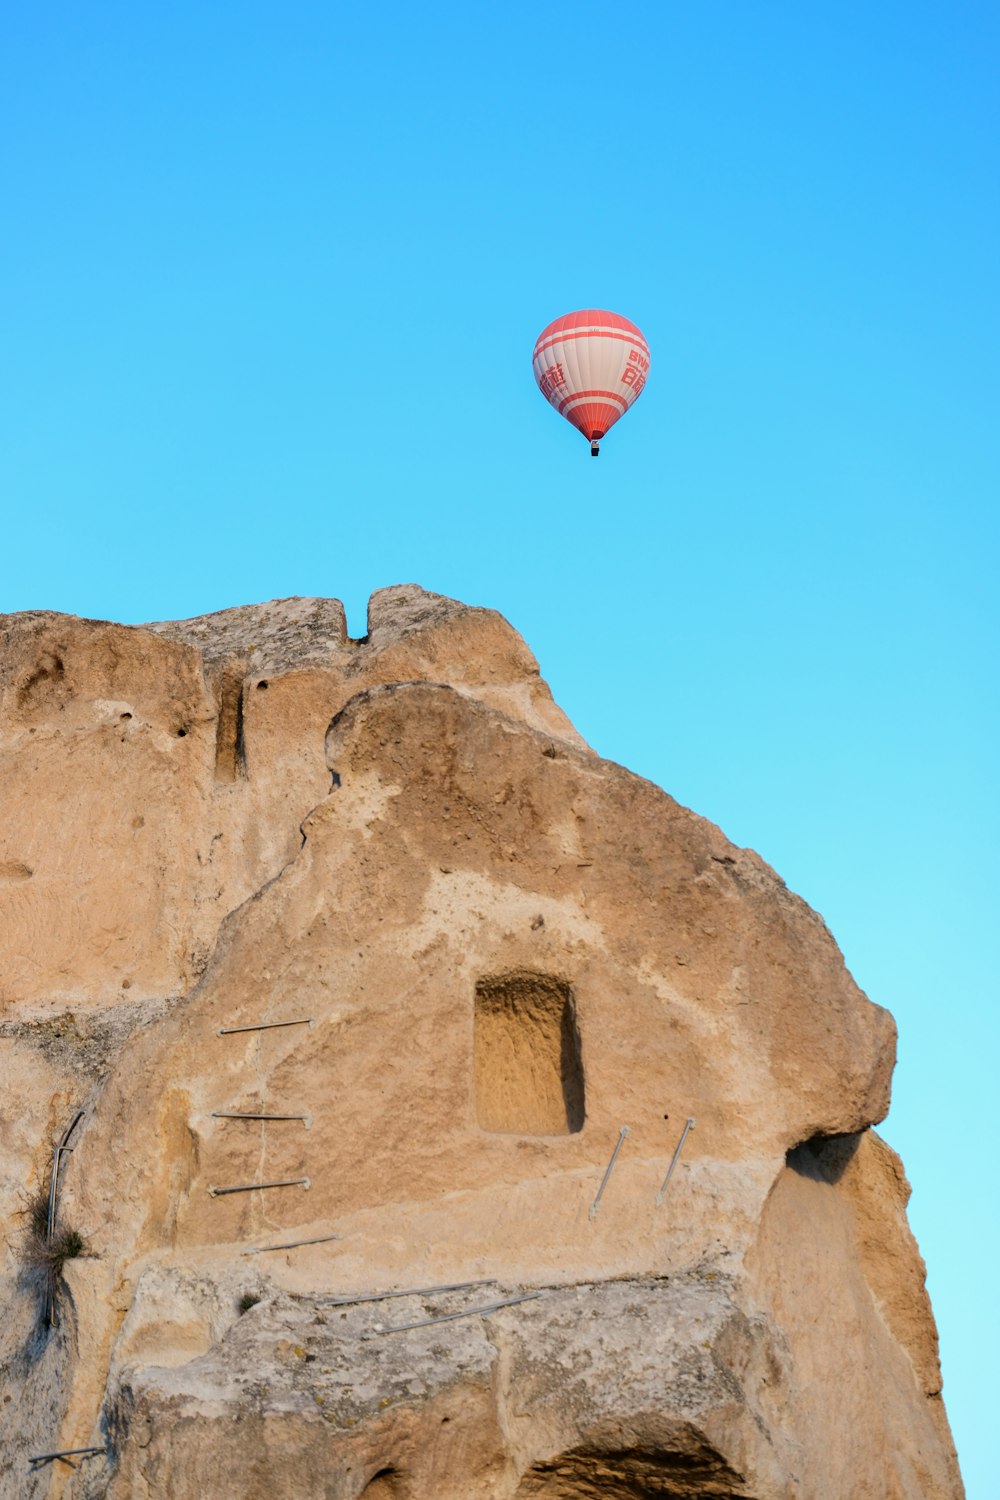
xmin=0 ymin=588 xmax=961 ymax=1498
xmin=0 ymin=588 xmax=581 ymax=1014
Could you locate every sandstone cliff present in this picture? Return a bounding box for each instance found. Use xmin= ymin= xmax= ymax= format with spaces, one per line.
xmin=0 ymin=586 xmax=962 ymax=1498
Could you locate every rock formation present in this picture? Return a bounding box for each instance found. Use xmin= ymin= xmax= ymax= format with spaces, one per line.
xmin=0 ymin=586 xmax=963 ymax=1498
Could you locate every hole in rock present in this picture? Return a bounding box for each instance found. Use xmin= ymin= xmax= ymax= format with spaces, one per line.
xmin=788 ymin=1131 xmax=861 ymax=1185
xmin=361 ymin=1468 xmax=404 ymax=1498
xmin=514 ymin=1443 xmax=747 ymax=1498
xmin=474 ymin=971 xmax=584 ymax=1135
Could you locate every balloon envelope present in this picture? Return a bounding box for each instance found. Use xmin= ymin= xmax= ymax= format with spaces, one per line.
xmin=532 ymin=310 xmax=650 ymax=446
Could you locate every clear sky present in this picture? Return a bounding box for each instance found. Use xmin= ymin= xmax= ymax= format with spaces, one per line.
xmin=2 ymin=3 xmax=997 ymax=1490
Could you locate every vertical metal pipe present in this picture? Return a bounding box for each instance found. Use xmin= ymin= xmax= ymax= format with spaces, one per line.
xmin=44 ymin=1110 xmax=84 ymax=1327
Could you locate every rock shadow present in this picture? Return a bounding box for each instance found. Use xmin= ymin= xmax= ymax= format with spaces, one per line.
xmin=787 ymin=1131 xmax=863 ymax=1185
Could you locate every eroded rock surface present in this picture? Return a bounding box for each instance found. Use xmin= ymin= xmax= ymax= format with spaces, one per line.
xmin=0 ymin=587 xmax=962 ymax=1498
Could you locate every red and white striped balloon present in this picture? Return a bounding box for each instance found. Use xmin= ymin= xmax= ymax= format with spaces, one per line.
xmin=532 ymin=309 xmax=650 ymax=455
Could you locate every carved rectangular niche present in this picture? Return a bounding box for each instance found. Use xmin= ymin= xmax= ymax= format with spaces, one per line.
xmin=474 ymin=971 xmax=584 ymax=1135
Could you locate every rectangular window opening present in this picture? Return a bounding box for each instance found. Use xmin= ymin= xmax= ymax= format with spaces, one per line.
xmin=474 ymin=971 xmax=584 ymax=1135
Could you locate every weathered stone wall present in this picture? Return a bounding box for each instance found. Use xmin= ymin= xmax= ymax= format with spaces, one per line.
xmin=0 ymin=587 xmax=962 ymax=1498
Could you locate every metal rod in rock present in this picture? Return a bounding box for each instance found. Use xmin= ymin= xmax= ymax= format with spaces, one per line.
xmin=218 ymin=1017 xmax=314 ymax=1035
xmin=245 ymin=1233 xmax=341 ymax=1254
xmin=589 ymin=1125 xmax=630 ymax=1221
xmin=367 ymin=1290 xmax=541 ymax=1336
xmin=44 ymin=1109 xmax=85 ymax=1328
xmin=28 ymin=1447 xmax=105 ymax=1472
xmin=655 ymin=1117 xmax=696 ymax=1206
xmin=320 ymin=1278 xmax=497 ymax=1307
xmin=212 ymin=1111 xmax=312 ymax=1128
xmin=209 ymin=1177 xmax=310 ymax=1197
xmin=46 ymin=1111 xmax=84 ymax=1242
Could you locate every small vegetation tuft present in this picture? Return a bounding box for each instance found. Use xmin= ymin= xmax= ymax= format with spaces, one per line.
xmin=238 ymin=1292 xmax=262 ymax=1315
xmin=24 ymin=1221 xmax=87 ymax=1280
xmin=20 ymin=1187 xmax=88 ymax=1323
xmin=25 ymin=1189 xmax=50 ymax=1241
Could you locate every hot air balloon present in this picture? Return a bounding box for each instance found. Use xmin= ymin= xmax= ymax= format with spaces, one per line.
xmin=533 ymin=309 xmax=650 ymax=456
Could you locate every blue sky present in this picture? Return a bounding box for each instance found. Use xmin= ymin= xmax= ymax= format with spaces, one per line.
xmin=2 ymin=3 xmax=997 ymax=1490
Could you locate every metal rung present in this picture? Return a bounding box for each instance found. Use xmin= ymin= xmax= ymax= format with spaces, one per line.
xmin=244 ymin=1232 xmax=341 ymax=1254
xmin=656 ymin=1117 xmax=696 ymax=1205
xmin=28 ymin=1447 xmax=105 ymax=1472
xmin=209 ymin=1177 xmax=310 ymax=1197
xmin=589 ymin=1125 xmax=630 ymax=1220
xmin=211 ymin=1112 xmax=312 ymax=1128
xmin=367 ymin=1291 xmax=542 ymax=1337
xmin=217 ymin=1017 xmax=315 ymax=1035
xmin=320 ymin=1278 xmax=497 ymax=1307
